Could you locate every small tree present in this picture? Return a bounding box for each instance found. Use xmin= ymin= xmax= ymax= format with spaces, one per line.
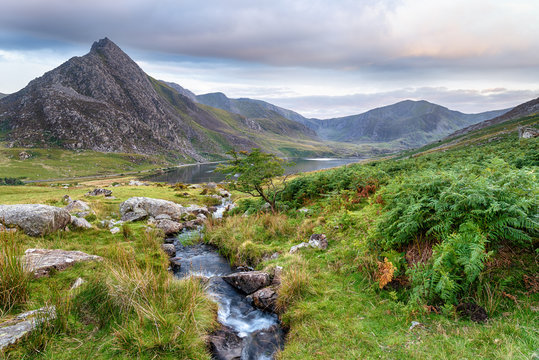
xmin=217 ymin=149 xmax=290 ymax=213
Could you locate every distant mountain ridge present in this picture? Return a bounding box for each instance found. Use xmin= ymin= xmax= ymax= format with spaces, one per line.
xmin=196 ymin=92 xmax=508 ymax=148
xmin=447 ymin=96 xmax=539 ymax=139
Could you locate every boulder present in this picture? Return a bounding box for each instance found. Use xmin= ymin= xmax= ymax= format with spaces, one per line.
xmin=251 ymin=286 xmax=278 ymax=312
xmin=128 ymin=180 xmax=148 ymax=186
xmin=86 ymin=188 xmax=112 ymax=197
xmin=24 ymin=249 xmax=102 ymax=277
xmin=156 ymin=219 xmax=183 ymax=235
xmin=518 ymin=126 xmax=539 ymax=139
xmin=205 ymin=182 xmax=218 ymax=189
xmin=309 ymin=234 xmax=328 ymax=250
xmin=161 ymin=244 xmax=176 ymax=257
xmin=119 ymin=197 xmax=185 ymax=222
xmin=62 ymin=195 xmax=73 ymax=204
xmin=110 ymin=227 xmax=120 ymax=234
xmin=185 ymin=205 xmax=210 ymax=217
xmin=209 ymin=325 xmax=243 ymax=360
xmin=70 ymin=216 xmax=92 ymax=229
xmin=0 ymin=204 xmax=71 ymax=236
xmin=18 ymin=151 xmax=31 ymax=160
xmin=222 ymin=271 xmax=272 ymax=295
xmin=0 ymin=307 xmax=56 ymax=350
xmin=65 ymin=200 xmax=93 ymax=217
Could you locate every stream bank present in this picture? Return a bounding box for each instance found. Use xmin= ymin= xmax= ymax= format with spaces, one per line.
xmin=168 ymin=200 xmax=285 ymax=360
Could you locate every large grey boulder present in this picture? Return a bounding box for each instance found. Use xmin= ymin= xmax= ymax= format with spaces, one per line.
xmin=0 ymin=307 xmax=56 ymax=351
xmin=222 ymin=271 xmax=272 ymax=295
xmin=24 ymin=249 xmax=102 ymax=277
xmin=119 ymin=197 xmax=185 ymax=222
xmin=0 ymin=204 xmax=71 ymax=236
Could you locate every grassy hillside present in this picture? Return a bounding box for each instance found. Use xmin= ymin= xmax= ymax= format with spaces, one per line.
xmin=205 ymin=114 xmax=538 ymax=359
xmin=0 ymin=147 xmax=171 ymax=180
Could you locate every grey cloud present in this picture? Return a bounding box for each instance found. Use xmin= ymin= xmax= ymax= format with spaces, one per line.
xmin=2 ymin=0 xmax=537 ymax=71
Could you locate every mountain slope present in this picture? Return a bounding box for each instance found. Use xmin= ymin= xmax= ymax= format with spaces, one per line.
xmin=0 ymin=93 xmax=6 ymax=99
xmin=195 ymin=92 xmax=318 ymax=138
xmin=309 ymin=100 xmax=508 ymax=147
xmin=447 ymin=96 xmax=539 ymax=139
xmin=197 ymin=93 xmax=508 ymax=149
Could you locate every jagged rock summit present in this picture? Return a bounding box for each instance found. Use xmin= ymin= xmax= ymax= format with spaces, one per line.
xmin=0 ymin=38 xmax=254 ymax=160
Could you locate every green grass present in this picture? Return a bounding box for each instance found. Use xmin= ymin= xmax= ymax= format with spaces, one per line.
xmin=0 ymin=184 xmax=218 ymax=359
xmin=0 ymin=147 xmax=170 ymax=180
xmin=203 ymin=116 xmax=538 ymax=359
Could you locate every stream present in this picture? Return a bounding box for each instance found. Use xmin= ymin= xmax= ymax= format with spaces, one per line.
xmin=171 ymin=199 xmax=285 ymax=360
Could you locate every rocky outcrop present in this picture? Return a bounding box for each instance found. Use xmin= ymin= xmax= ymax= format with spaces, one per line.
xmin=0 ymin=204 xmax=71 ymax=236
xmin=119 ymin=197 xmax=185 ymax=222
xmin=308 ymin=234 xmax=328 ymax=250
xmin=519 ymin=126 xmax=539 ymax=139
xmin=290 ymin=234 xmax=328 ymax=253
xmin=24 ymin=249 xmax=102 ymax=277
xmin=222 ymin=271 xmax=272 ymax=295
xmin=0 ymin=307 xmax=56 ymax=350
xmin=18 ymin=151 xmax=31 ymax=160
xmin=86 ymin=188 xmax=112 ymax=197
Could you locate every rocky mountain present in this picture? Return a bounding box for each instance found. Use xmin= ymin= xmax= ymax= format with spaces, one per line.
xmin=0 ymin=38 xmax=326 ymax=160
xmin=0 ymin=93 xmax=6 ymax=99
xmin=194 ymin=92 xmax=317 ymax=138
xmin=197 ymin=93 xmax=508 ymax=148
xmin=161 ymin=81 xmax=198 ymax=103
xmin=447 ymin=96 xmax=539 ymax=139
xmin=307 ymin=100 xmax=508 ymax=147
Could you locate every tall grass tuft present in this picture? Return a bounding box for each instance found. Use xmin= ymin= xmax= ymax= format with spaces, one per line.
xmin=0 ymin=232 xmax=31 ymax=315
xmin=276 ymin=258 xmax=312 ymax=313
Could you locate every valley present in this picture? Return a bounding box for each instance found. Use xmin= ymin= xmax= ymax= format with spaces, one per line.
xmin=0 ymin=36 xmax=537 ymax=360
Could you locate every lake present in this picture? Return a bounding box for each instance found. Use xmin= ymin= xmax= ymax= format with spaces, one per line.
xmin=144 ymin=158 xmax=361 ymax=184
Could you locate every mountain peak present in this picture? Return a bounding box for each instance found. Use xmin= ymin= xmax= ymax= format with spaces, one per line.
xmin=90 ymin=37 xmax=121 ymax=54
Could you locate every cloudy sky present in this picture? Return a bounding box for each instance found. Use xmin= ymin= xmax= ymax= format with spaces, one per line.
xmin=1 ymin=0 xmax=538 ymax=118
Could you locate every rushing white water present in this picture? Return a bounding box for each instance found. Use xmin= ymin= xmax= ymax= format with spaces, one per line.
xmin=171 ymin=199 xmax=284 ymax=359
